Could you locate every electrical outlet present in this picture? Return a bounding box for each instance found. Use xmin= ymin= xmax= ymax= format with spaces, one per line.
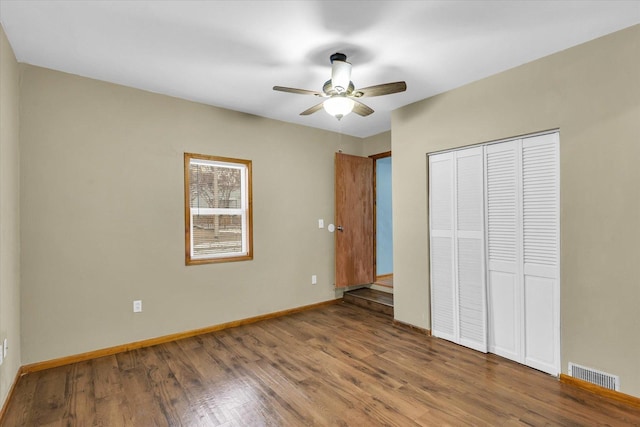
xmin=311 ymin=275 xmax=317 ymax=285
xmin=318 ymin=219 xmax=324 ymax=229
xmin=133 ymin=300 xmax=142 ymax=313
xmin=3 ymin=338 xmax=7 ymax=358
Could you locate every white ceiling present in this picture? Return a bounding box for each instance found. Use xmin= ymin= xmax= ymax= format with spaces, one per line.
xmin=1 ymin=1 xmax=638 ymax=138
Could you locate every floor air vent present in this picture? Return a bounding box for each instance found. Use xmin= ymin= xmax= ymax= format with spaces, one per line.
xmin=568 ymin=362 xmax=620 ymax=391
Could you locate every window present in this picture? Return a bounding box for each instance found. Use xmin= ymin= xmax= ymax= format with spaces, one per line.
xmin=184 ymin=153 xmax=253 ymax=265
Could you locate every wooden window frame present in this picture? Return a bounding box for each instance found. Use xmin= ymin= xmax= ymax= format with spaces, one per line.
xmin=184 ymin=153 xmax=253 ymax=265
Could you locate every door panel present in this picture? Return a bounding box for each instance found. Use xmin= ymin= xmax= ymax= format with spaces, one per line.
xmin=524 ymin=276 xmax=557 ymax=373
xmin=455 ymin=147 xmax=487 ymax=353
xmin=488 ymin=270 xmax=519 ymax=360
xmin=428 ymin=153 xmax=455 ymax=340
xmin=335 ymin=153 xmax=374 ymax=288
xmin=486 ymin=140 xmax=523 ymax=363
xmin=522 ymin=133 xmax=560 ymax=375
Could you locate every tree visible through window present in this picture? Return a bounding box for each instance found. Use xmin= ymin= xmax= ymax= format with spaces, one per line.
xmin=184 ymin=153 xmax=252 ymax=264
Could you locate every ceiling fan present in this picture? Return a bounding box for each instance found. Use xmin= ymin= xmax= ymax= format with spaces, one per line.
xmin=273 ymin=53 xmax=407 ymax=120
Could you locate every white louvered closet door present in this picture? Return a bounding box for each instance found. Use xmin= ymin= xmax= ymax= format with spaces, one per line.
xmin=486 ymin=140 xmax=523 ymax=363
xmin=455 ymin=147 xmax=487 ymax=352
xmin=485 ymin=133 xmax=560 ymax=376
xmin=429 ymin=152 xmax=456 ymax=342
xmin=522 ymin=133 xmax=560 ymax=375
xmin=429 ymin=147 xmax=486 ymax=352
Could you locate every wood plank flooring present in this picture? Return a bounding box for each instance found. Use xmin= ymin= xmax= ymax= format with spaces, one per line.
xmin=375 ymin=274 xmax=393 ymax=288
xmin=344 ymin=288 xmax=394 ymax=316
xmin=3 ymin=302 xmax=640 ymax=426
xmin=345 ymin=288 xmax=394 ymax=307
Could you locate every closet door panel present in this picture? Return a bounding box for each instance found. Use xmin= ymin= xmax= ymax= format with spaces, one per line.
xmin=429 ymin=153 xmax=456 ymax=341
xmin=456 ymin=147 xmax=487 ymax=352
xmin=522 ymin=133 xmax=560 ymax=375
xmin=486 ymin=141 xmax=522 ymax=362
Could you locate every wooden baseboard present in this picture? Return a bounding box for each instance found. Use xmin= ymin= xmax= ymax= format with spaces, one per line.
xmin=0 ymin=366 xmax=25 ymax=423
xmin=559 ymin=374 xmax=640 ymax=408
xmin=21 ymin=298 xmax=340 ymax=375
xmin=392 ymin=319 xmax=431 ymax=336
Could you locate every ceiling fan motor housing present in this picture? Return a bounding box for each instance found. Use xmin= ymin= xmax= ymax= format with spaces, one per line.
xmin=330 ymin=53 xmax=352 ymax=94
xmin=330 ymin=52 xmax=347 ymax=63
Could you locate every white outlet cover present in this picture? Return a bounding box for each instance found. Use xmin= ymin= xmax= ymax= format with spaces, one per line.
xmin=133 ymin=300 xmax=142 ymax=313
xmin=3 ymin=338 xmax=7 ymax=358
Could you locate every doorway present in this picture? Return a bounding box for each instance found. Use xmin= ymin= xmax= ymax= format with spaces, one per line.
xmin=333 ymin=151 xmax=394 ymax=290
xmin=336 ymin=150 xmax=394 ymax=315
xmin=372 ymin=152 xmax=393 ymax=288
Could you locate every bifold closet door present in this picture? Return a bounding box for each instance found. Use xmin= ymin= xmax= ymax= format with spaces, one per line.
xmin=429 ymin=147 xmax=487 ymax=352
xmin=486 ymin=133 xmax=560 ymax=375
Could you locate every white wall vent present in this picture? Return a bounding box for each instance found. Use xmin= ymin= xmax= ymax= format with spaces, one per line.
xmin=568 ymin=362 xmax=620 ymax=391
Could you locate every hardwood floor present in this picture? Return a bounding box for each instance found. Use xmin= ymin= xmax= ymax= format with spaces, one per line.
xmin=375 ymin=274 xmax=393 ymax=288
xmin=3 ymin=302 xmax=639 ymax=426
xmin=346 ymin=288 xmax=393 ymax=307
xmin=344 ymin=288 xmax=394 ymax=316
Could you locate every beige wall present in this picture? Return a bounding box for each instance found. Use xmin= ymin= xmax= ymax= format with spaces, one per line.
xmin=392 ymin=25 xmax=640 ymax=396
xmin=19 ymin=65 xmax=365 ymax=364
xmin=0 ymin=26 xmax=22 ymax=407
xmin=363 ymin=131 xmax=391 ymax=156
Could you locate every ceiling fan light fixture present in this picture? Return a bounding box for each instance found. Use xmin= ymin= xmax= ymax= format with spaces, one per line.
xmin=274 ymin=52 xmax=405 ymax=120
xmin=323 ymin=95 xmax=354 ymax=120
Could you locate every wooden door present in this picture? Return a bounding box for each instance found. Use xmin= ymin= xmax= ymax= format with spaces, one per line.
xmin=335 ymin=153 xmax=374 ymax=288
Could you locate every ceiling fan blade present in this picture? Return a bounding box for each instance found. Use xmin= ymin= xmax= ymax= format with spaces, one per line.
xmin=353 ymin=81 xmax=407 ymax=98
xmin=300 ymin=102 xmax=325 ymax=116
xmin=273 ymin=86 xmax=325 ymax=97
xmin=352 ymin=100 xmax=374 ymax=117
